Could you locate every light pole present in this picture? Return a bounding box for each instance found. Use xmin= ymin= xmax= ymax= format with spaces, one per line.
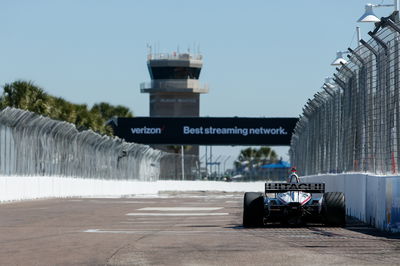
xmin=354 ymin=1 xmax=399 ymax=48
xmin=205 ymin=146 xmax=208 ymax=177
xmin=209 ymin=146 xmax=213 ymax=175
xmin=331 ymin=51 xmax=350 ymax=66
xmin=213 ymin=155 xmax=222 ymax=177
xmin=223 ymin=156 xmax=231 ymax=176
xmin=358 ymin=1 xmax=399 ymax=23
xmin=181 ymin=145 xmax=185 ymax=180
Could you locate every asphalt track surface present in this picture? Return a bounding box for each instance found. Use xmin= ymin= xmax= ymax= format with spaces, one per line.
xmin=0 ymin=191 xmax=400 ymax=266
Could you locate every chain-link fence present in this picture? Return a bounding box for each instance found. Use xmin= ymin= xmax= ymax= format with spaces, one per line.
xmin=0 ymin=107 xmax=163 ymax=180
xmin=159 ymin=153 xmax=200 ymax=180
xmin=290 ymin=12 xmax=400 ymax=176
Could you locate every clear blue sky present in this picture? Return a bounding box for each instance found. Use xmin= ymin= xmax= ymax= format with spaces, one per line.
xmin=0 ymin=0 xmax=394 ymax=167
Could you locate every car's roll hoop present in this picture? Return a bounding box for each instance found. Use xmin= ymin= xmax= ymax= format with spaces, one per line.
xmin=265 ymin=183 xmax=325 ymax=194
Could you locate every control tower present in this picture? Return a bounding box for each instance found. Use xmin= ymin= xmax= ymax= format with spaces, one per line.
xmin=140 ymin=52 xmax=208 ymax=158
xmin=140 ymin=52 xmax=208 ymax=117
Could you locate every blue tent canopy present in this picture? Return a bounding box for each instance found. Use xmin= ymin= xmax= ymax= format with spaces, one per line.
xmin=260 ymin=161 xmax=291 ymax=169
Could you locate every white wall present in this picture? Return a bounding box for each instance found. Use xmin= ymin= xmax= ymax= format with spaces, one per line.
xmin=0 ymin=176 xmax=265 ymax=202
xmin=3 ymin=174 xmax=399 ymax=232
xmin=302 ymin=174 xmax=400 ymax=232
xmin=0 ymin=176 xmax=159 ymax=202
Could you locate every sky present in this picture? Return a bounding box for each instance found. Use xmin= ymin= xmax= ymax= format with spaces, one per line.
xmin=0 ymin=0 xmax=394 ymax=169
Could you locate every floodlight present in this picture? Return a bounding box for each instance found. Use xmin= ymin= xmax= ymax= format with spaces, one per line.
xmin=357 ymin=1 xmax=399 ymax=23
xmin=358 ymin=4 xmax=381 ymax=22
xmin=331 ymin=51 xmax=348 ymax=66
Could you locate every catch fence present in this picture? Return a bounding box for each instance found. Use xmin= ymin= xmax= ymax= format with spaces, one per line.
xmin=290 ymin=12 xmax=400 ymax=176
xmin=0 ymin=107 xmax=162 ymax=180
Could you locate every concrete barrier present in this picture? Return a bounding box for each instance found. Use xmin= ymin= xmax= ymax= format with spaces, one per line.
xmin=3 ymin=174 xmax=399 ymax=232
xmin=0 ymin=176 xmax=160 ymax=202
xmin=0 ymin=176 xmax=265 ymax=203
xmin=302 ymin=174 xmax=400 ymax=232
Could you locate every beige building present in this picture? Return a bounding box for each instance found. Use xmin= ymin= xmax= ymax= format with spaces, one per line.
xmin=140 ymin=52 xmax=209 ymax=155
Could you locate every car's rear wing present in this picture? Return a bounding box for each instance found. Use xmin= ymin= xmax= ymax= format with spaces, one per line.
xmin=265 ymin=183 xmax=325 ymax=193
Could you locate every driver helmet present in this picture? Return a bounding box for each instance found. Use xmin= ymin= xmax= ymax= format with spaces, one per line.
xmin=288 ymin=167 xmax=300 ymax=183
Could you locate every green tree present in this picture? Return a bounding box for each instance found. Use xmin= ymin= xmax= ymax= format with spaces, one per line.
xmin=235 ymin=147 xmax=278 ymax=169
xmin=256 ymin=147 xmax=278 ymax=165
xmin=0 ymin=80 xmax=134 ymax=136
xmin=1 ymin=80 xmax=50 ymax=115
xmin=91 ymin=102 xmax=133 ymax=121
xmin=91 ymin=102 xmax=134 ymax=134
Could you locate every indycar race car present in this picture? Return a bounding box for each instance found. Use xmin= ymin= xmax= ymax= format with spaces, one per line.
xmin=242 ymin=181 xmax=345 ymax=227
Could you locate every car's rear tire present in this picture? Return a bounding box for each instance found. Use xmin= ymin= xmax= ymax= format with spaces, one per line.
xmin=322 ymin=192 xmax=345 ymax=227
xmin=243 ymin=192 xmax=264 ymax=227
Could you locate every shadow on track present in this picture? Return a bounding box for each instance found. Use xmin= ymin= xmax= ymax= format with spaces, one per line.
xmin=345 ymin=216 xmax=400 ymax=240
xmin=227 ymin=216 xmax=400 ymax=240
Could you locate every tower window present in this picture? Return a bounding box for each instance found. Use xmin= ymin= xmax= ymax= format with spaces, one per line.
xmin=149 ymin=67 xmax=201 ymax=79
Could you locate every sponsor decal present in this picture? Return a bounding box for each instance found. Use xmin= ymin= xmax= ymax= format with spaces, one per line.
xmin=265 ymin=183 xmax=325 ymax=192
xmin=113 ymin=117 xmax=298 ymax=145
xmin=131 ymin=126 xmax=163 ymax=135
xmin=301 ymin=194 xmax=312 ymax=205
xmin=183 ymin=126 xmax=287 ymax=136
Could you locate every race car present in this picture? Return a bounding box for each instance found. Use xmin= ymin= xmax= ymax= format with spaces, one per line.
xmin=242 ymin=178 xmax=345 ymax=227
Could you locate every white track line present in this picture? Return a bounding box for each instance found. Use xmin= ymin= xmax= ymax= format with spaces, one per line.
xmin=137 ymin=207 xmax=222 ymax=211
xmin=84 ymin=229 xmax=232 ymax=234
xmin=126 ymin=213 xmax=229 ymax=216
xmin=119 ymin=221 xmax=170 ymax=224
xmin=125 ymin=218 xmax=233 ymax=222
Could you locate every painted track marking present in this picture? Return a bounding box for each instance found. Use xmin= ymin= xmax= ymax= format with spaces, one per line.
xmin=137 ymin=207 xmax=222 ymax=211
xmin=84 ymin=229 xmax=233 ymax=234
xmin=126 ymin=213 xmax=229 ymax=216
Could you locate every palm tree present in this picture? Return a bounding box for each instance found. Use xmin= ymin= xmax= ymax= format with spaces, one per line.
xmin=0 ymin=80 xmax=135 ymax=136
xmin=91 ymin=102 xmax=134 ymax=121
xmin=1 ymin=80 xmax=50 ymax=115
xmin=256 ymin=147 xmax=278 ymax=165
xmin=235 ymin=147 xmax=278 ymax=169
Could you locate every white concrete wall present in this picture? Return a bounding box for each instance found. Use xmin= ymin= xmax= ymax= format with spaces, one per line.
xmin=0 ymin=176 xmax=159 ymax=202
xmin=0 ymin=176 xmax=265 ymax=202
xmin=302 ymin=174 xmax=400 ymax=232
xmin=3 ymin=174 xmax=399 ymax=232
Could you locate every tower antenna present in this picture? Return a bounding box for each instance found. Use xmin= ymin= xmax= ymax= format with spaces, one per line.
xmin=147 ymin=43 xmax=152 ymax=55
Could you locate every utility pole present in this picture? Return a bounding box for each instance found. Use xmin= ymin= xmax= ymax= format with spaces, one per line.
xmin=210 ymin=146 xmax=213 ymax=175
xmin=205 ymin=146 xmax=208 ymax=177
xmin=223 ymin=156 xmax=231 ymax=175
xmin=181 ymin=145 xmax=185 ymax=180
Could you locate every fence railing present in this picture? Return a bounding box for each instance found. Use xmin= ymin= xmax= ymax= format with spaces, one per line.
xmin=0 ymin=107 xmax=163 ymax=180
xmin=290 ymin=12 xmax=400 ymax=176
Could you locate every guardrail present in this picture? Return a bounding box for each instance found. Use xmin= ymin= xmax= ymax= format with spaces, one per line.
xmin=290 ymin=12 xmax=400 ymax=176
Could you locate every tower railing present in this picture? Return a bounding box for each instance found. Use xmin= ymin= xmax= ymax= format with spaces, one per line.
xmin=147 ymin=53 xmax=203 ymax=61
xmin=140 ymin=79 xmax=209 ymax=93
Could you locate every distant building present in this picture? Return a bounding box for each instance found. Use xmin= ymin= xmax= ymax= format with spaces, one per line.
xmin=140 ymin=52 xmax=208 ymax=117
xmin=140 ymin=52 xmax=209 ymax=156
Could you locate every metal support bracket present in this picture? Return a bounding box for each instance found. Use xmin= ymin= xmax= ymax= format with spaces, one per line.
xmin=368 ymin=31 xmax=389 ymax=55
xmin=348 ymin=48 xmax=365 ymax=65
xmin=360 ymin=39 xmax=378 ymax=57
xmin=333 ymin=74 xmax=347 ymax=90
